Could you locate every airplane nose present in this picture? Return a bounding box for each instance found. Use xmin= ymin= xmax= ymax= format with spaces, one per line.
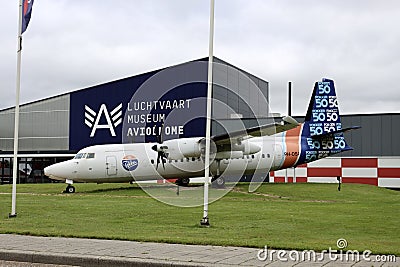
xmin=44 ymin=165 xmax=58 ymax=178
xmin=44 ymin=164 xmax=61 ymax=180
xmin=44 ymin=161 xmax=76 ymax=181
xmin=44 ymin=165 xmax=52 ymax=176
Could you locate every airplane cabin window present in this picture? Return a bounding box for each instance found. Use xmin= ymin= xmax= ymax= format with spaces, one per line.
xmin=151 ymin=159 xmax=154 ymax=164
xmin=86 ymin=153 xmax=95 ymax=159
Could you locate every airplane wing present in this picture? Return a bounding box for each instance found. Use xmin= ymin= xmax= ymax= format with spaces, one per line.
xmin=211 ymin=116 xmax=299 ymax=145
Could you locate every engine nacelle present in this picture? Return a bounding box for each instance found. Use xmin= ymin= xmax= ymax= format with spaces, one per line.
xmin=215 ymin=151 xmax=243 ymax=159
xmin=164 ymin=138 xmax=260 ymax=160
xmin=231 ymin=140 xmax=261 ymax=155
xmin=164 ymin=138 xmax=202 ymax=160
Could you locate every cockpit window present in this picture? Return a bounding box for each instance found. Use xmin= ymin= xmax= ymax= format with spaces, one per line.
xmin=74 ymin=153 xmax=86 ymax=159
xmin=86 ymin=153 xmax=95 ymax=159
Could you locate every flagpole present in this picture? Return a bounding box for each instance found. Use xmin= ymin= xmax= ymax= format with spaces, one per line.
xmin=10 ymin=0 xmax=24 ymax=218
xmin=201 ymin=0 xmax=215 ymax=227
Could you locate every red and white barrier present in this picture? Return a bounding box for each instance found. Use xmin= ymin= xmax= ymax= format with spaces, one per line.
xmin=270 ymin=157 xmax=400 ymax=188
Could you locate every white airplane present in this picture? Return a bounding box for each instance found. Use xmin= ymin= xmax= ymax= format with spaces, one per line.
xmin=44 ymin=78 xmax=359 ymax=193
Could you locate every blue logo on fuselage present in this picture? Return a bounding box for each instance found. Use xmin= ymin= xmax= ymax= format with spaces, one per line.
xmin=122 ymin=155 xmax=139 ymax=171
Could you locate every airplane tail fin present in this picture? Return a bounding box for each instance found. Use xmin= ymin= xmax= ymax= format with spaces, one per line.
xmin=304 ymin=78 xmax=343 ymax=136
xmin=298 ymin=79 xmax=360 ymax=164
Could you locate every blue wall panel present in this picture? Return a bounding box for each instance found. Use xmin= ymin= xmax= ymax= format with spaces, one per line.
xmin=69 ymin=63 xmax=208 ymax=151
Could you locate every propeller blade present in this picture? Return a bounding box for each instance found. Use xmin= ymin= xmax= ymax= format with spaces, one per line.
xmin=155 ymin=151 xmax=167 ymax=170
xmin=153 ymin=122 xmax=167 ymax=170
xmin=161 ymin=154 xmax=165 ymax=169
xmin=160 ymin=123 xmax=164 ymax=143
xmin=156 ymin=133 xmax=161 ymax=144
xmin=156 ymin=122 xmax=164 ymax=144
xmin=156 ymin=153 xmax=161 ymax=169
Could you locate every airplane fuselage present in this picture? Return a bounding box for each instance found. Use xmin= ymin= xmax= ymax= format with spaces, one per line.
xmin=45 ymin=124 xmax=343 ymax=184
xmin=46 ymin=137 xmax=273 ymax=183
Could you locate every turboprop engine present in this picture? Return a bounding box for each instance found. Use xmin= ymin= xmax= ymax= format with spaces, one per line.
xmin=163 ymin=137 xmax=261 ymax=160
xmin=164 ymin=138 xmax=203 ymax=160
xmin=231 ymin=140 xmax=261 ymax=155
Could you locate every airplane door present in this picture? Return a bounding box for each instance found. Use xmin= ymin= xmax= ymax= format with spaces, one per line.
xmin=273 ymin=144 xmax=283 ymax=169
xmin=106 ymin=156 xmax=117 ymax=176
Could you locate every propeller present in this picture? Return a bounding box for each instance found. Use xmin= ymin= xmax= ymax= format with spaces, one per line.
xmin=151 ymin=123 xmax=168 ymax=170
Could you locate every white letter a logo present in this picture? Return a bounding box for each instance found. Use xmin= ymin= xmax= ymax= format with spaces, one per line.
xmin=85 ymin=104 xmax=122 ymax=137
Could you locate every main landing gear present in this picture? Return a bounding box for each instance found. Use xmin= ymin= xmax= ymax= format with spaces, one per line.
xmin=211 ymin=176 xmax=225 ymax=188
xmin=175 ymin=177 xmax=225 ymax=188
xmin=211 ymin=159 xmax=225 ymax=188
xmin=176 ymin=177 xmax=190 ymax=187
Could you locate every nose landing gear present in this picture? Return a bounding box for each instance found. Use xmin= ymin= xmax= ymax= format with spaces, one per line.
xmin=63 ymin=179 xmax=75 ymax=193
xmin=64 ymin=185 xmax=76 ymax=194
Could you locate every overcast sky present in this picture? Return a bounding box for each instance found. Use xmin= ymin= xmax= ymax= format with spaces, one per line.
xmin=1 ymin=0 xmax=399 ymax=116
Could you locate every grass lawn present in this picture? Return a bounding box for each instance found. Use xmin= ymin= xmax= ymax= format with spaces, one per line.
xmin=0 ymin=182 xmax=399 ymax=255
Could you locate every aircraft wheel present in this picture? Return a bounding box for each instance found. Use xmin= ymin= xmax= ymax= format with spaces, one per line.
xmin=212 ymin=176 xmax=225 ymax=188
xmin=177 ymin=178 xmax=190 ymax=187
xmin=65 ymin=185 xmax=75 ymax=194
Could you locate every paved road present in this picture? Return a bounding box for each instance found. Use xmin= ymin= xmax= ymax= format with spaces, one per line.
xmin=0 ymin=260 xmax=74 ymax=267
xmin=0 ymin=234 xmax=398 ymax=266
